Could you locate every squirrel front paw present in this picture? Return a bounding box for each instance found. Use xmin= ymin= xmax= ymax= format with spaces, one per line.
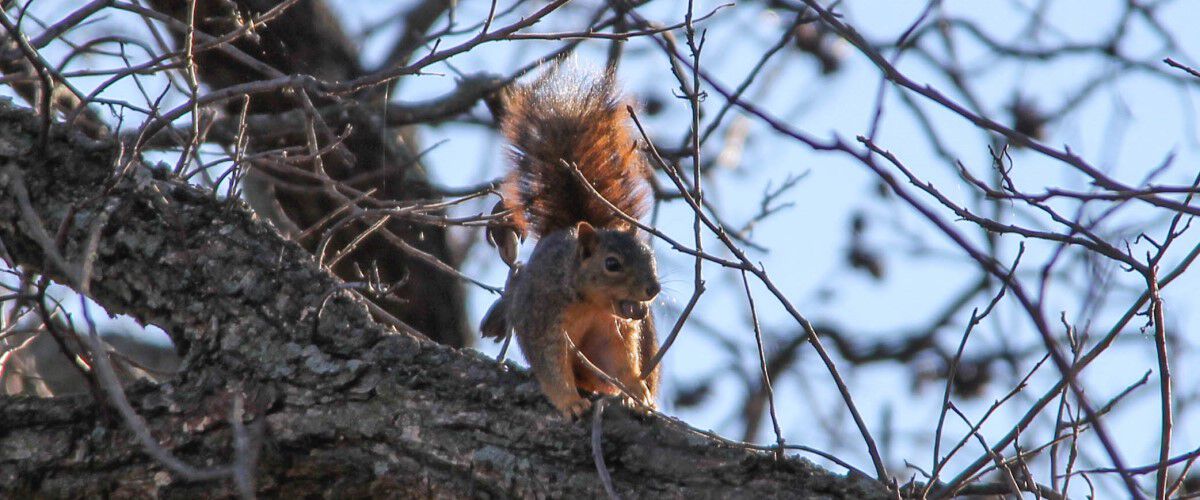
xmin=620 ymin=383 xmax=656 ymax=412
xmin=555 ymin=396 xmax=593 ymax=419
xmin=620 ymin=394 xmax=656 ymax=413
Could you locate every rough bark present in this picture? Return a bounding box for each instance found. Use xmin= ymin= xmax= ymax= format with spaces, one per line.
xmin=0 ymin=102 xmax=885 ymax=498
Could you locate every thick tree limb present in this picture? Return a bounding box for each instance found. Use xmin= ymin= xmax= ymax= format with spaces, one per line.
xmin=0 ymin=102 xmax=885 ymax=498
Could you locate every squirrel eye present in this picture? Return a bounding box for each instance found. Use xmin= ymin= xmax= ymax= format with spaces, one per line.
xmin=604 ymin=256 xmax=622 ymax=272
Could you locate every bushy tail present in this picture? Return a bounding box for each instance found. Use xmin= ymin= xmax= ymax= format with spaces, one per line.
xmin=499 ymin=66 xmax=650 ymax=238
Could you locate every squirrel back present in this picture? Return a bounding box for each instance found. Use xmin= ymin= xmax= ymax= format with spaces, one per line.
xmin=499 ymin=68 xmax=650 ymax=238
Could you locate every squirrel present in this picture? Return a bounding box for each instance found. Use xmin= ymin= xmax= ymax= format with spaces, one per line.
xmin=480 ymin=66 xmax=662 ymax=418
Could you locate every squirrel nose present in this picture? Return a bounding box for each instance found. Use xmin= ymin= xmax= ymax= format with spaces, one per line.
xmin=645 ymin=283 xmax=661 ymax=298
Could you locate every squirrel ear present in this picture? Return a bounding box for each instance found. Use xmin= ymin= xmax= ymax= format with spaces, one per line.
xmin=576 ymin=221 xmax=597 ymax=259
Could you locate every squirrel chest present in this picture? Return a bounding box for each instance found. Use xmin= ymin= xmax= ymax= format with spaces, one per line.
xmin=559 ymin=299 xmax=644 ymax=396
xmin=560 ymin=299 xmax=638 ymax=346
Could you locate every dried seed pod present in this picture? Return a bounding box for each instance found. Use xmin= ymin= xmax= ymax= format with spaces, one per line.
xmin=486 ymin=200 xmax=522 ymax=268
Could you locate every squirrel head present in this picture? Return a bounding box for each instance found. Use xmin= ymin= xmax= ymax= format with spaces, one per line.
xmin=572 ymin=221 xmax=660 ymax=320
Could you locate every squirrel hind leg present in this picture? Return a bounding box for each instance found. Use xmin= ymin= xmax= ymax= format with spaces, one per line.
xmin=514 ymin=318 xmax=591 ymax=418
xmin=533 ymin=350 xmax=591 ymax=419
xmin=638 ymin=313 xmax=661 ymax=399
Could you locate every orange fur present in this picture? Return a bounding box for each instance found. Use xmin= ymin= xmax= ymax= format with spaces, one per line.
xmin=500 ymin=68 xmax=650 ymax=239
xmin=560 ymin=300 xmax=650 ymax=401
